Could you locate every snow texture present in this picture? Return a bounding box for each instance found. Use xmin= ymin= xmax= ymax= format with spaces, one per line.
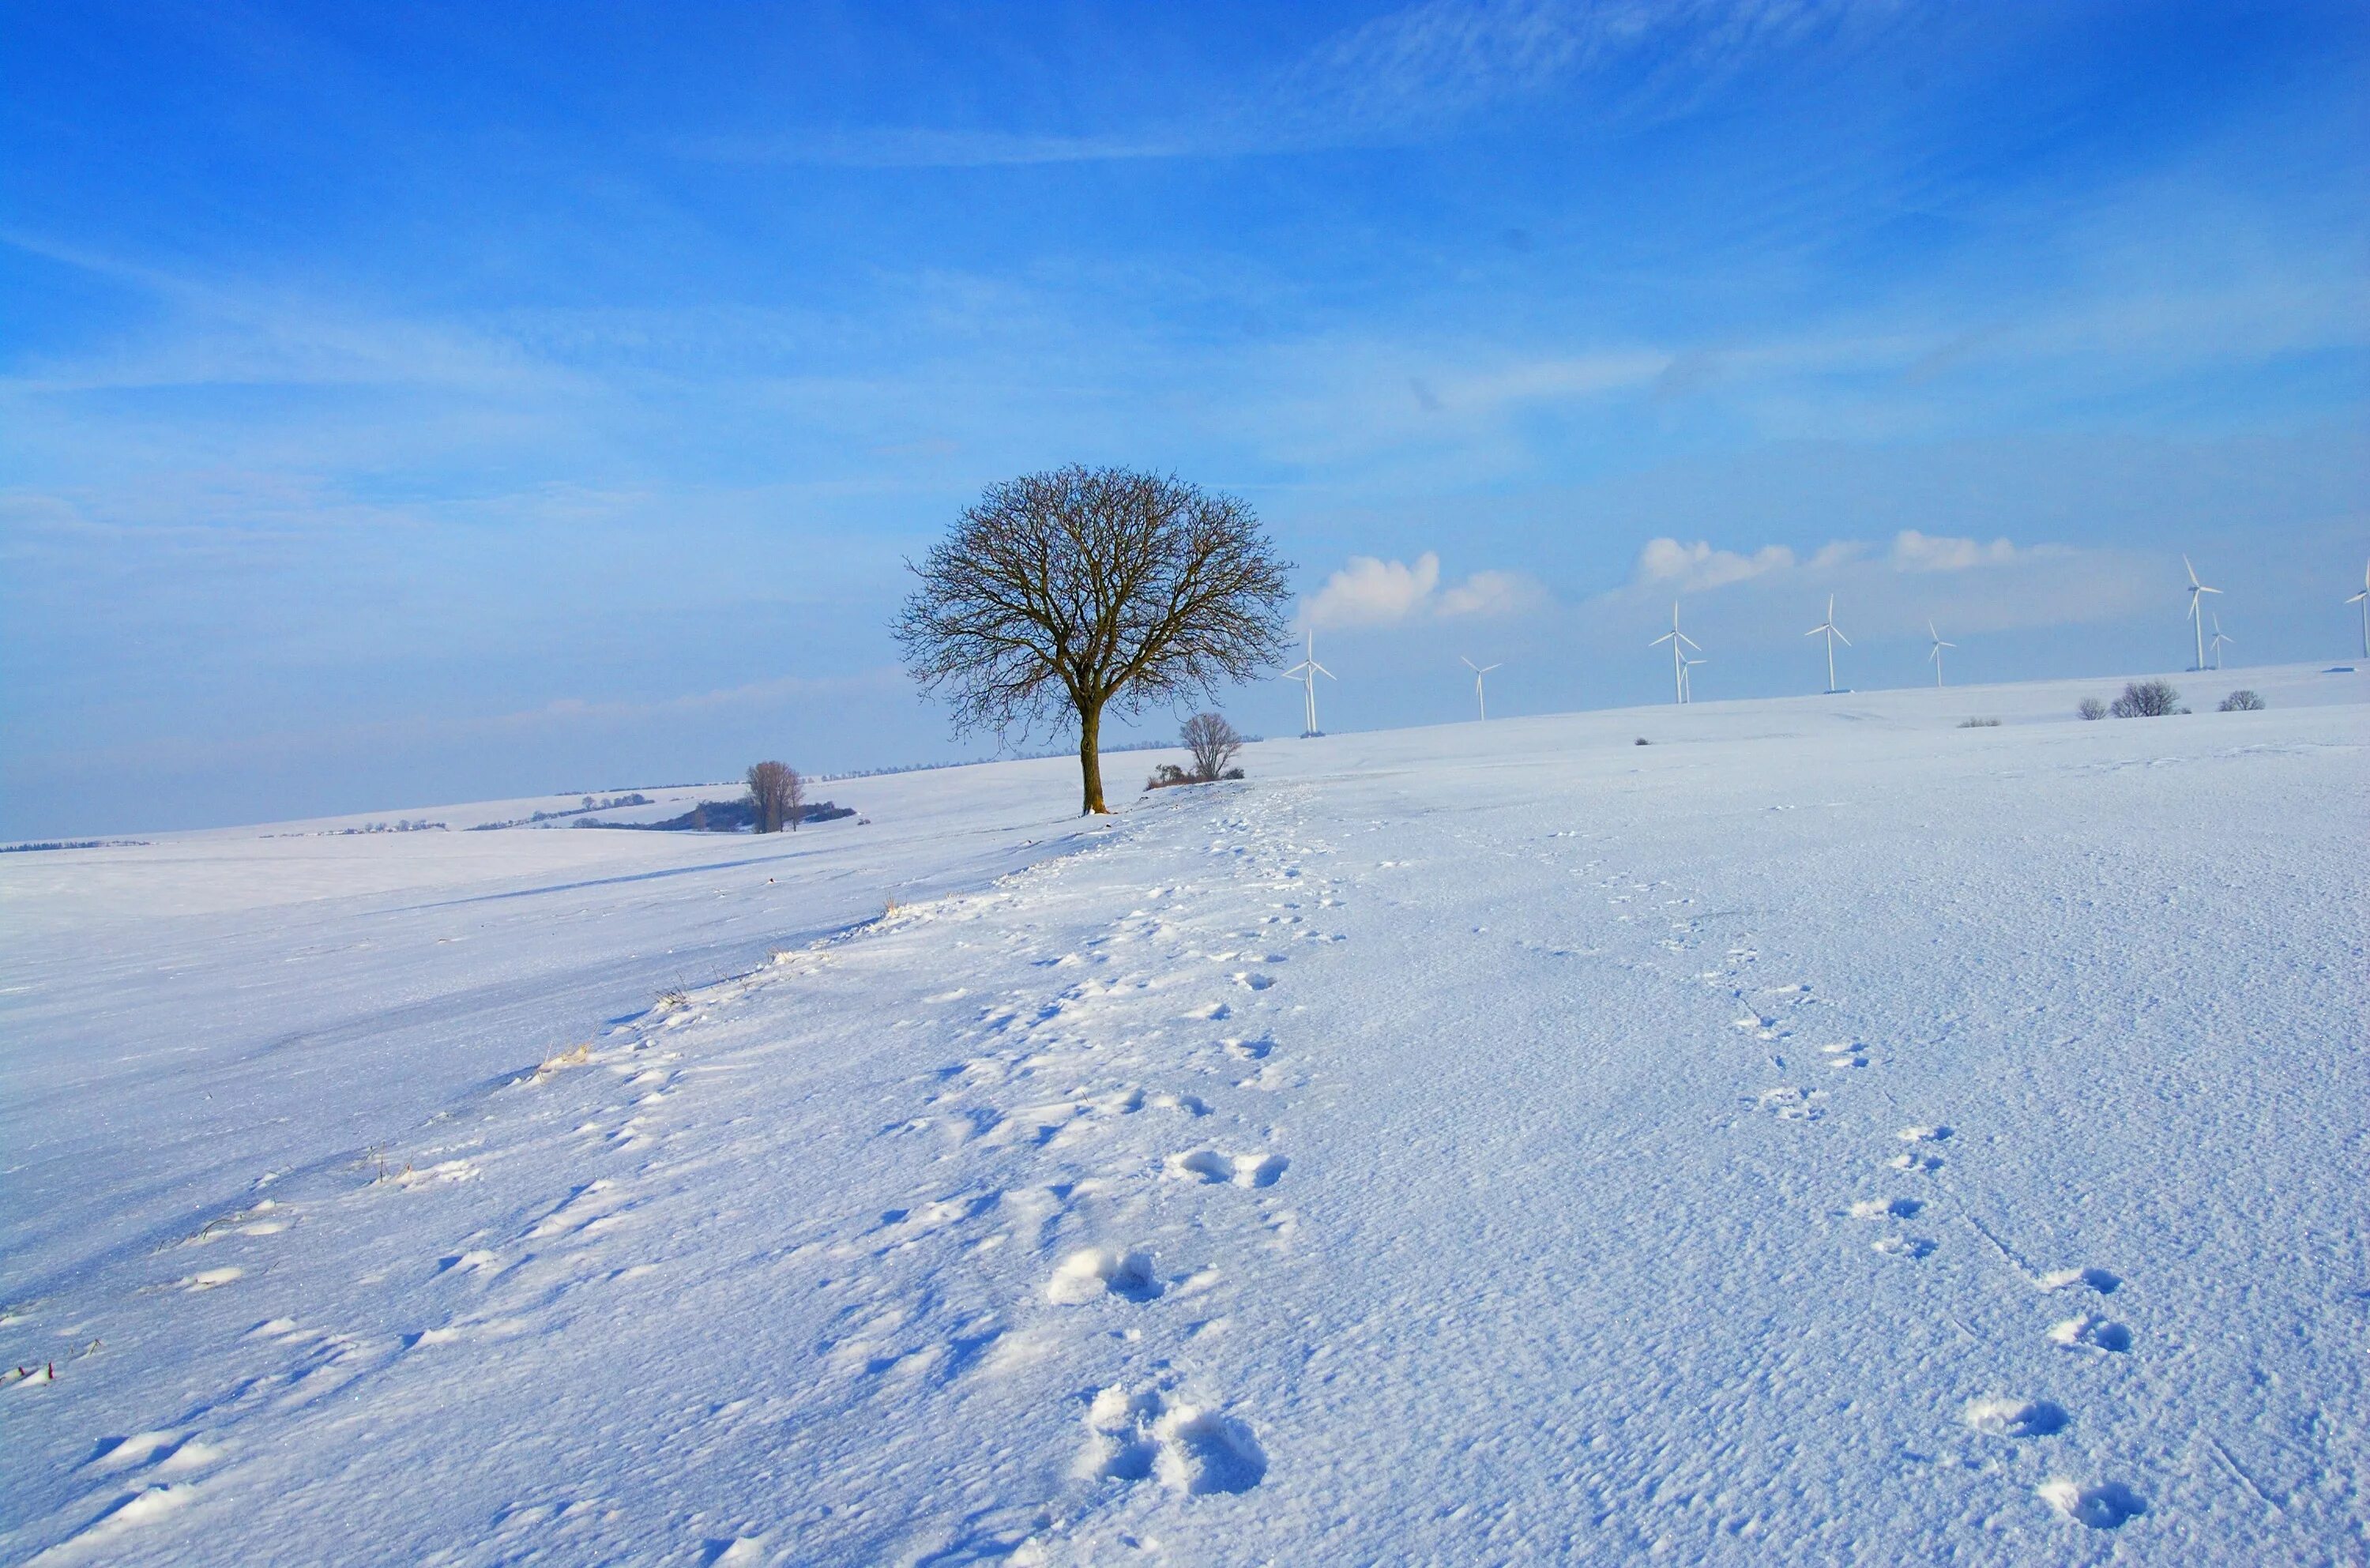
xmin=2 ymin=664 xmax=2366 ymax=1563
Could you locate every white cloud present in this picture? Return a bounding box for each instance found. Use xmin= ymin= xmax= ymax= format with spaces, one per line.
xmin=1889 ymin=529 xmax=2025 ymax=571
xmin=1307 ymin=551 xmax=1442 ymax=626
xmin=1305 ymin=551 xmax=1545 ymax=626
xmin=1635 ymin=537 xmax=1795 ymax=590
xmin=1439 ymin=568 xmax=1548 ymax=619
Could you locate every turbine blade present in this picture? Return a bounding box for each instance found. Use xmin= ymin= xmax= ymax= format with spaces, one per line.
xmin=1833 ymin=629 xmax=1852 ymax=645
xmin=2348 ymin=590 xmax=2368 ymax=604
xmin=1678 ymin=632 xmax=1701 ymax=650
xmin=2199 ymin=584 xmax=2221 ymax=594
xmin=2184 ymin=555 xmax=2199 ymax=586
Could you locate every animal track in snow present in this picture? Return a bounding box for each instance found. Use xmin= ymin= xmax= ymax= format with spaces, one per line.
xmin=2037 ymin=1478 xmax=2146 ymax=1530
xmin=1222 ymin=1036 xmax=1273 ymax=1061
xmin=1751 ymin=1086 xmax=1826 ymax=1121
xmin=1963 ymin=1397 xmax=2069 ymax=1438
xmin=1847 ymin=1197 xmax=1923 ymax=1220
xmin=2046 ymin=1314 xmax=2132 ymax=1352
xmin=2037 ymin=1267 xmax=2120 ymax=1295
xmin=1165 ymin=1150 xmax=1288 ymax=1188
xmin=1046 ymin=1247 xmax=1162 ymax=1304
xmin=1872 ymin=1235 xmax=1936 ymax=1260
xmin=1076 ymin=1384 xmax=1266 ymax=1495
xmin=168 ymin=1267 xmax=243 ymax=1292
xmin=1818 ymin=1041 xmax=1867 ymax=1070
xmin=1888 ymin=1151 xmax=1944 ymax=1174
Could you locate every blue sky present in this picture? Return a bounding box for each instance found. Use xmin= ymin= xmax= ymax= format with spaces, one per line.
xmin=3 ymin=0 xmax=2364 ymax=835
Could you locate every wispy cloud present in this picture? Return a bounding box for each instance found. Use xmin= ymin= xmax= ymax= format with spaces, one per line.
xmin=688 ymin=0 xmax=1876 ymax=168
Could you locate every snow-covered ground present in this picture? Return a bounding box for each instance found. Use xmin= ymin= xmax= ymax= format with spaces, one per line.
xmin=4 ymin=664 xmax=2365 ymax=1565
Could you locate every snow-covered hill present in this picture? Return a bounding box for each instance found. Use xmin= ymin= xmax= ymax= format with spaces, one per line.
xmin=4 ymin=664 xmax=2365 ymax=1564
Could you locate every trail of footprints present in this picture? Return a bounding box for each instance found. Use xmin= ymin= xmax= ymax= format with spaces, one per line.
xmin=860 ymin=789 xmax=1336 ymax=1524
xmin=1687 ymin=916 xmax=2151 ymax=1533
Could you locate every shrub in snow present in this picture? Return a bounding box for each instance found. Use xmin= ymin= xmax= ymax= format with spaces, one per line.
xmin=2218 ymin=689 xmax=2264 ymax=712
xmin=1145 ymin=763 xmax=1192 ymax=792
xmin=2109 ymin=680 xmax=2181 ymax=718
xmin=1635 ymin=737 xmax=1650 ymax=746
xmin=2077 ymin=698 xmax=2108 ymax=721
xmin=1958 ymin=717 xmax=2002 ymax=728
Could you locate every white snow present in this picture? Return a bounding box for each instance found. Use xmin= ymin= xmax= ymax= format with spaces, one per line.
xmin=2 ymin=663 xmax=2365 ymax=1563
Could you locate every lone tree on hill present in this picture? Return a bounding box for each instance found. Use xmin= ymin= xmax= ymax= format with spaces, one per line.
xmin=894 ymin=466 xmax=1292 ymax=814
xmin=746 ymin=760 xmax=803 ymax=833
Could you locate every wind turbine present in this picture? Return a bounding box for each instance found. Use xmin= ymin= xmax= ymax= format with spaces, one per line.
xmin=2347 ymin=555 xmax=2369 ymax=660
xmin=1278 ymin=629 xmax=1335 ymax=737
xmin=2184 ymin=555 xmax=2221 ymax=671
xmin=1927 ymin=619 xmax=1956 ymax=688
xmin=2208 ymin=611 xmax=2233 ymax=671
xmin=1648 ymin=601 xmax=1701 ymax=705
xmin=1805 ymin=595 xmax=1850 ymax=694
xmin=1680 ymin=652 xmax=1708 ymax=704
xmin=1461 ymin=656 xmax=1502 ymax=721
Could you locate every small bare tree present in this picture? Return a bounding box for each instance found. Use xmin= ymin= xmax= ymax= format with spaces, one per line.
xmin=894 ymin=467 xmax=1292 ymax=814
xmin=746 ymin=760 xmax=803 ymax=833
xmin=1182 ymin=713 xmax=1244 ymax=782
xmin=2109 ymin=679 xmax=2182 ymax=718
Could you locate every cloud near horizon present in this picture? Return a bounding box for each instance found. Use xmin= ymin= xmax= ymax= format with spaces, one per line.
xmin=1304 ymin=551 xmax=1549 ymax=627
xmin=1636 ymin=530 xmax=2059 ymax=592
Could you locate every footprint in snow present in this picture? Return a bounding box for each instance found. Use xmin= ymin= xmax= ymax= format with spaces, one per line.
xmin=1046 ymin=1247 xmax=1162 ymax=1304
xmin=1964 ymin=1397 xmax=2069 ymax=1438
xmin=2047 ymin=1314 xmax=2132 ymax=1352
xmin=1075 ymin=1383 xmax=1266 ymax=1495
xmin=1872 ymin=1235 xmax=1936 ymax=1260
xmin=1847 ymin=1197 xmax=1923 ymax=1221
xmin=1750 ymin=1086 xmax=1826 ymax=1121
xmin=1164 ymin=1150 xmax=1288 ymax=1189
xmin=2038 ymin=1478 xmax=2146 ymax=1530
xmin=2038 ymin=1267 xmax=2121 ymax=1295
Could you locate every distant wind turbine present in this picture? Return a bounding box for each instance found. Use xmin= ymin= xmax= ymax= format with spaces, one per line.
xmin=1278 ymin=629 xmax=1335 ymax=737
xmin=1461 ymin=656 xmax=1502 ymax=721
xmin=2208 ymin=611 xmax=2232 ymax=671
xmin=1680 ymin=652 xmax=1708 ymax=704
xmin=1927 ymin=619 xmax=1956 ymax=688
xmin=1805 ymin=595 xmax=1850 ymax=694
xmin=1649 ymin=601 xmax=1701 ymax=705
xmin=2184 ymin=555 xmax=2221 ymax=671
xmin=2348 ymin=555 xmax=2369 ymax=660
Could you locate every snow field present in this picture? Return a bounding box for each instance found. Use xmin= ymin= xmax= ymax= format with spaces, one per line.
xmin=2 ymin=664 xmax=2364 ymax=1563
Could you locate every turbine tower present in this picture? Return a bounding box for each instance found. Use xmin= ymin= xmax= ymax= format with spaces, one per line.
xmin=2184 ymin=555 xmax=2221 ymax=672
xmin=2348 ymin=555 xmax=2369 ymax=660
xmin=1461 ymin=656 xmax=1502 ymax=721
xmin=1805 ymin=595 xmax=1850 ymax=694
xmin=1649 ymin=601 xmax=1701 ymax=705
xmin=1278 ymin=629 xmax=1335 ymax=737
xmin=2208 ymin=611 xmax=2233 ymax=671
xmin=1927 ymin=619 xmax=1956 ymax=688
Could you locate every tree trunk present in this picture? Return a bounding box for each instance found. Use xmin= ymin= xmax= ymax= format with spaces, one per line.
xmin=1078 ymin=698 xmax=1109 ymax=814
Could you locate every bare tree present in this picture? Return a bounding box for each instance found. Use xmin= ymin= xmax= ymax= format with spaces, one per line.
xmin=2109 ymin=679 xmax=2182 ymax=718
xmin=894 ymin=466 xmax=1292 ymax=814
xmin=1182 ymin=712 xmax=1244 ymax=782
xmin=746 ymin=760 xmax=803 ymax=833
